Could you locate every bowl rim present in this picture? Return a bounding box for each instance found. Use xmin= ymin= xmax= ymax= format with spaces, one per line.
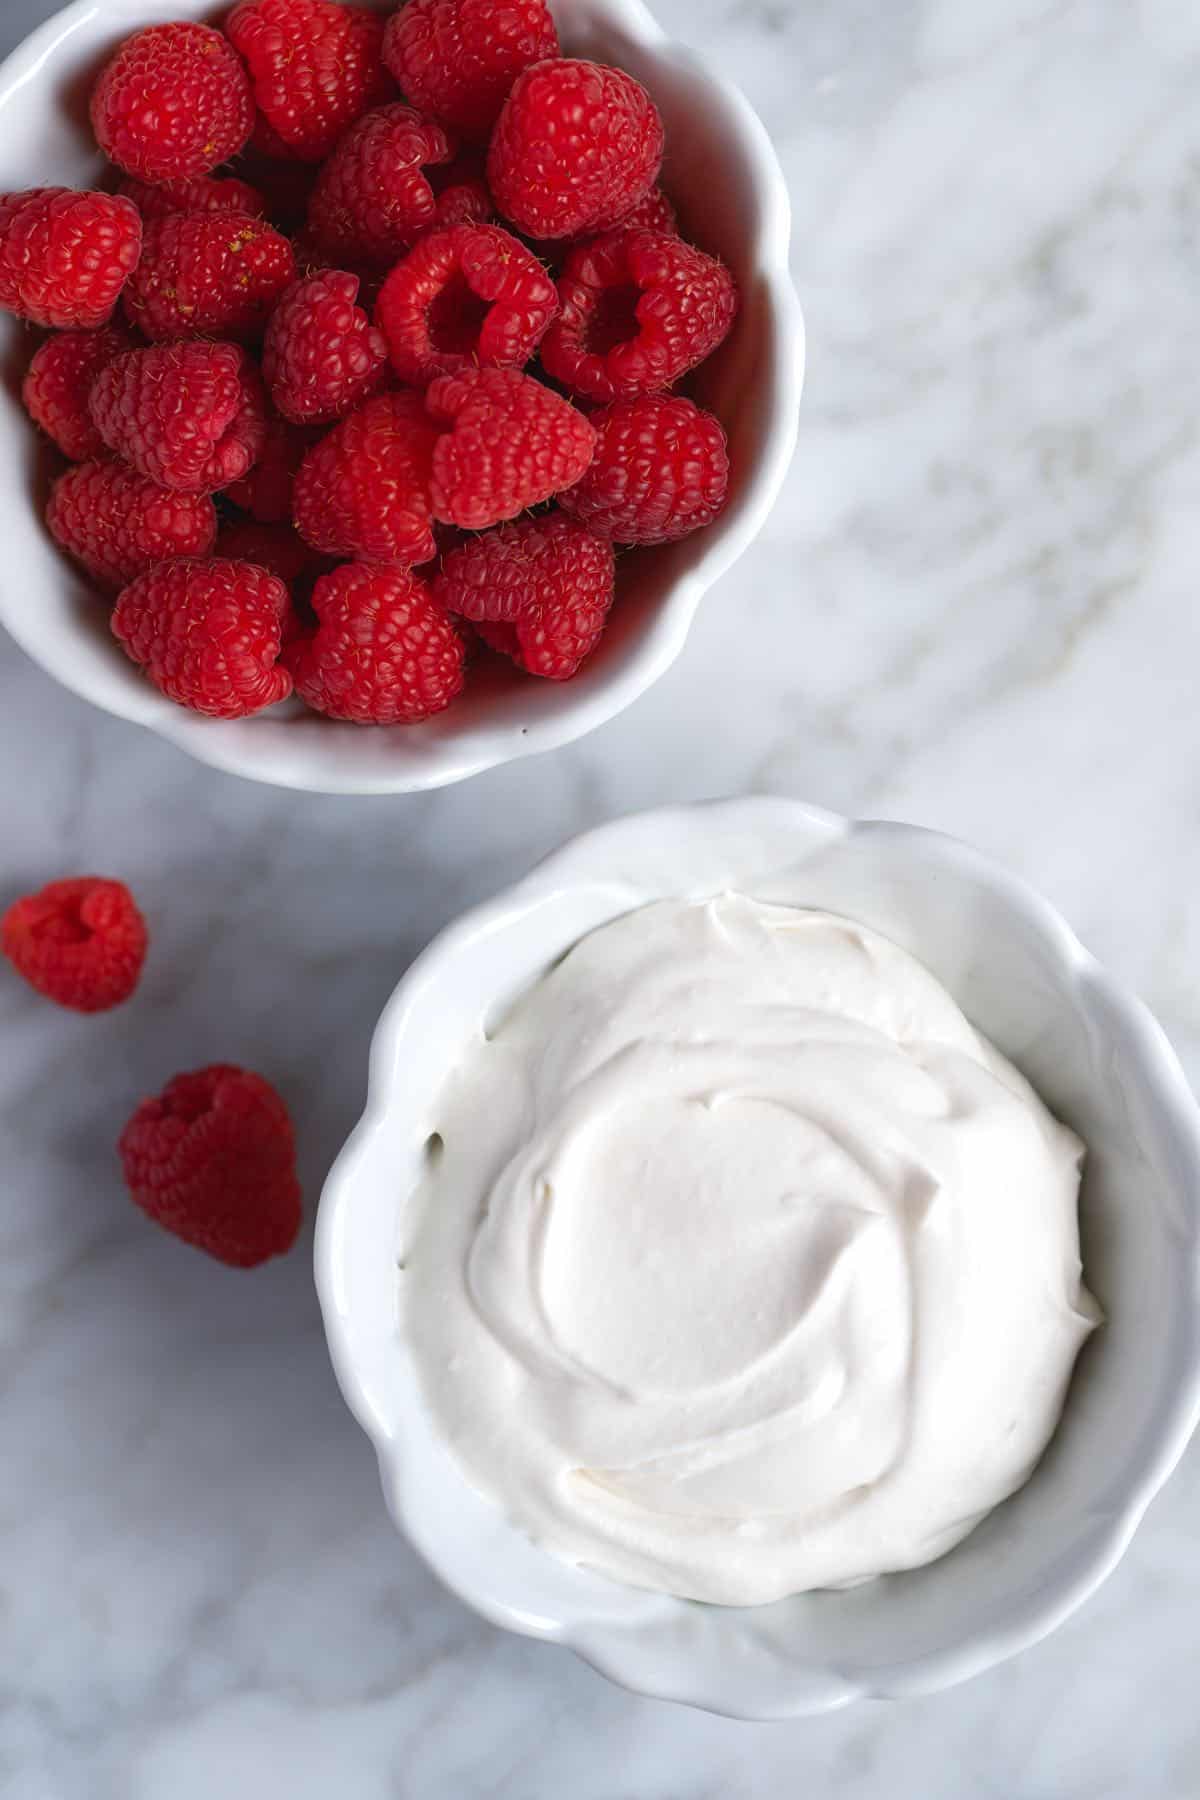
xmin=0 ymin=0 xmax=805 ymax=795
xmin=315 ymin=795 xmax=1200 ymax=1717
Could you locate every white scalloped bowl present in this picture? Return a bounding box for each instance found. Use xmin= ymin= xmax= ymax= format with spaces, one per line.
xmin=0 ymin=0 xmax=802 ymax=794
xmin=316 ymin=797 xmax=1200 ymax=1718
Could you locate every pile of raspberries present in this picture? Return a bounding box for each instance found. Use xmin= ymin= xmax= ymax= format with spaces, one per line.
xmin=0 ymin=0 xmax=739 ymax=725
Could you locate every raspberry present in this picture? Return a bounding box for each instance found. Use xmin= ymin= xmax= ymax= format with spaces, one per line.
xmin=376 ymin=223 xmax=557 ymax=387
xmin=91 ymin=23 xmax=254 ymax=181
xmin=90 ymin=342 xmax=267 ymax=494
xmin=425 ymin=148 xmax=492 ymax=232
xmin=46 ymin=460 xmax=218 ymax=590
xmin=286 ymin=561 xmax=465 ymax=723
xmin=540 ymin=230 xmax=738 ymax=403
xmin=226 ymin=0 xmax=395 ymax=164
xmin=612 ymin=184 xmax=677 ymax=237
xmin=3 ymin=878 xmax=147 ymax=1013
xmin=434 ymin=511 xmax=613 ymax=679
xmin=306 ymin=104 xmax=454 ymax=269
xmin=0 ymin=188 xmax=141 ymax=329
xmin=122 ymin=211 xmax=296 ymax=343
xmin=22 ymin=325 xmax=134 ymax=461
xmin=225 ymin=418 xmax=316 ymax=522
xmin=117 ymin=174 xmax=266 ymax=222
xmin=293 ymin=391 xmax=438 ymax=565
xmin=487 ymin=60 xmax=662 ymax=241
xmin=425 ymin=367 xmax=595 ymax=530
xmin=112 ymin=557 xmax=292 ymax=717
xmin=119 ymin=1064 xmax=301 ymax=1267
xmin=215 ymin=518 xmax=318 ymax=588
xmin=382 ymin=0 xmax=559 ymax=142
xmin=557 ymin=393 xmax=729 ymax=544
xmin=262 ymin=270 xmax=388 ymax=425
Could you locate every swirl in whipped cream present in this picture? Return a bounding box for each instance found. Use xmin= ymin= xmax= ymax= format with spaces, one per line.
xmin=402 ymin=896 xmax=1099 ymax=1605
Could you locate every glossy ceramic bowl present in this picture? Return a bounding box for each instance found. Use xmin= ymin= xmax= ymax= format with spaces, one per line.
xmin=0 ymin=0 xmax=803 ymax=794
xmin=317 ymin=797 xmax=1200 ymax=1718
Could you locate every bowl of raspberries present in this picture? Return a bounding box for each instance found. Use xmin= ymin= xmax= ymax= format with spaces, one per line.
xmin=0 ymin=0 xmax=802 ymax=793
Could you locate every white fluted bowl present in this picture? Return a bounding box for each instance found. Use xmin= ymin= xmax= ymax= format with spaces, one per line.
xmin=0 ymin=0 xmax=802 ymax=794
xmin=317 ymin=797 xmax=1200 ymax=1718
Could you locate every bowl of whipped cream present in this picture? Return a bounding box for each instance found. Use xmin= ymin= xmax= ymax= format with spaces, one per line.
xmin=316 ymin=798 xmax=1200 ymax=1718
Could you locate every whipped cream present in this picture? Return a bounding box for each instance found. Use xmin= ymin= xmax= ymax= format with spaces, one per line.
xmin=402 ymin=895 xmax=1099 ymax=1605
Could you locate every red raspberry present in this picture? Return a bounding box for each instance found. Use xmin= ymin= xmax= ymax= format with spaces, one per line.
xmin=557 ymin=393 xmax=729 ymax=544
xmin=225 ymin=418 xmax=316 ymax=522
xmin=117 ymin=174 xmax=266 ymax=223
xmin=540 ymin=230 xmax=738 ymax=403
xmin=112 ymin=556 xmax=292 ymax=718
xmin=286 ymin=561 xmax=465 ymax=723
xmin=612 ymin=184 xmax=677 ymax=237
xmin=22 ymin=325 xmax=135 ymax=461
xmin=91 ymin=23 xmax=254 ymax=181
xmin=382 ymin=0 xmax=559 ymax=142
xmin=263 ymin=270 xmax=388 ymax=425
xmin=226 ymin=0 xmax=395 ymax=165
xmin=90 ymin=342 xmax=267 ymax=495
xmin=487 ymin=60 xmax=662 ymax=241
xmin=376 ymin=223 xmax=556 ymax=388
xmin=434 ymin=511 xmax=613 ymax=679
xmin=3 ymin=877 xmax=147 ymax=1013
xmin=46 ymin=460 xmax=218 ymax=590
xmin=122 ymin=211 xmax=296 ymax=343
xmin=119 ymin=1064 xmax=301 ymax=1267
xmin=293 ymin=391 xmax=438 ymax=565
xmin=0 ymin=188 xmax=141 ymax=329
xmin=425 ymin=367 xmax=595 ymax=530
xmin=215 ymin=518 xmax=318 ymax=589
xmin=306 ymin=104 xmax=455 ymax=269
xmin=425 ymin=148 xmax=493 ymax=232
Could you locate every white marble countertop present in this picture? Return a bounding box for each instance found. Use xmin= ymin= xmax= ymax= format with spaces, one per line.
xmin=3 ymin=0 xmax=1200 ymax=1793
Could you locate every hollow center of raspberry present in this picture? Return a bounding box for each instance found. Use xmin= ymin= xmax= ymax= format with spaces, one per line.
xmin=582 ymin=282 xmax=643 ymax=357
xmin=427 ymin=273 xmax=491 ymax=357
xmin=29 ymin=900 xmax=91 ymax=946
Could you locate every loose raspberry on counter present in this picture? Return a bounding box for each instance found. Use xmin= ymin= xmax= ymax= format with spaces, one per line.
xmin=263 ymin=270 xmax=388 ymax=425
xmin=119 ymin=1064 xmax=301 ymax=1267
xmin=0 ymin=188 xmax=141 ymax=329
xmin=225 ymin=418 xmax=317 ymax=523
xmin=306 ymin=104 xmax=455 ymax=268
xmin=117 ymin=174 xmax=267 ymax=223
xmin=382 ymin=0 xmax=559 ymax=142
xmin=22 ymin=325 xmax=134 ymax=462
xmin=434 ymin=511 xmax=614 ymax=679
xmin=90 ymin=342 xmax=267 ymax=495
xmin=425 ymin=367 xmax=595 ymax=530
xmin=540 ymin=229 xmax=739 ymax=403
xmin=376 ymin=223 xmax=557 ymax=388
xmin=293 ymin=390 xmax=439 ymax=565
xmin=487 ymin=59 xmax=663 ymax=241
xmin=46 ymin=460 xmax=218 ymax=590
xmin=557 ymin=393 xmax=730 ymax=544
xmin=90 ymin=22 xmax=254 ymax=181
xmin=112 ymin=557 xmax=292 ymax=718
xmin=226 ymin=0 xmax=395 ymax=164
xmin=286 ymin=561 xmax=466 ymax=723
xmin=122 ymin=211 xmax=296 ymax=343
xmin=2 ymin=878 xmax=147 ymax=1013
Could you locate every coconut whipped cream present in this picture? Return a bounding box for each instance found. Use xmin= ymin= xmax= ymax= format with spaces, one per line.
xmin=401 ymin=895 xmax=1099 ymax=1605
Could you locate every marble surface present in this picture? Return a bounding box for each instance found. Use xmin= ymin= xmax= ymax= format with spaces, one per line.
xmin=2 ymin=0 xmax=1199 ymax=1792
